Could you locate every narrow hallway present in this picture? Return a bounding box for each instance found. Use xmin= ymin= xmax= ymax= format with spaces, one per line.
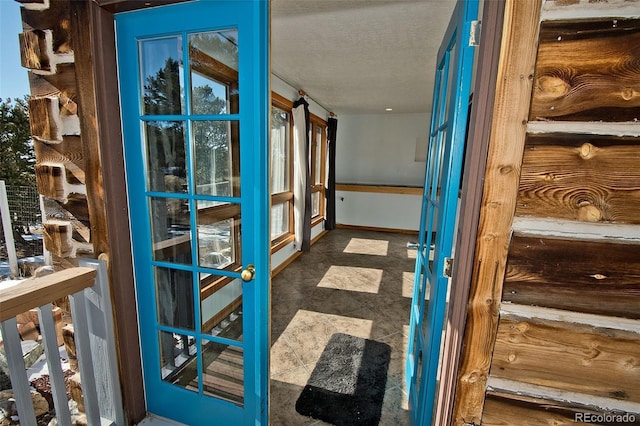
xmin=270 ymin=229 xmax=415 ymax=425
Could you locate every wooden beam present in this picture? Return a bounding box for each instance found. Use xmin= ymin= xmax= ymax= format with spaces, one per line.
xmin=504 ymin=235 xmax=640 ymax=319
xmin=517 ymin=133 xmax=640 ymax=224
xmin=20 ymin=0 xmax=72 ymax=54
xmin=87 ymin=2 xmax=146 ymax=421
xmin=336 ymin=183 xmax=423 ymax=195
xmin=28 ymin=97 xmax=60 ymax=142
xmin=491 ymin=314 xmax=640 ymax=403
xmin=530 ymin=18 xmax=640 ymax=122
xmin=95 ymin=0 xmax=187 ymax=14
xmin=452 ymin=0 xmax=542 ymax=424
xmin=19 ymin=29 xmax=50 ymax=71
xmin=70 ymin=0 xmax=108 ymax=257
xmin=0 ymin=267 xmax=96 ymax=322
xmin=483 ymin=391 xmax=613 ymax=425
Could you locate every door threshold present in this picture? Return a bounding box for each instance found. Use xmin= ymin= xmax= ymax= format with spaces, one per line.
xmin=137 ymin=414 xmax=188 ymax=426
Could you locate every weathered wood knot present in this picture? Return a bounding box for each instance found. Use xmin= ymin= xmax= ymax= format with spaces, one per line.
xmin=577 ymin=201 xmax=603 ymax=222
xmin=621 ymin=88 xmax=636 ymax=101
xmin=579 ymin=143 xmax=594 ymax=159
xmin=537 ymin=75 xmax=570 ymax=100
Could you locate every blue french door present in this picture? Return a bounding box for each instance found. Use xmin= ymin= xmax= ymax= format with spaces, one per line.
xmin=406 ymin=1 xmax=478 ymax=424
xmin=116 ymin=2 xmax=269 ymax=424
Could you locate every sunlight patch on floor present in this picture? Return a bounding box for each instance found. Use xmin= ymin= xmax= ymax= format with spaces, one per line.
xmin=402 ymin=271 xmax=414 ymax=298
xmin=317 ymin=265 xmax=383 ymax=293
xmin=343 ymin=238 xmax=389 ymax=256
xmin=323 ymin=312 xmax=374 ymax=340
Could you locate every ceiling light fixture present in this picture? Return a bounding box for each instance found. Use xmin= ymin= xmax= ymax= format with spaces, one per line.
xmin=385 ymin=108 xmax=393 ymax=111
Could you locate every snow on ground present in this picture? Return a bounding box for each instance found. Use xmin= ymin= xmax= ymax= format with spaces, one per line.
xmin=27 ymin=345 xmax=71 ymax=382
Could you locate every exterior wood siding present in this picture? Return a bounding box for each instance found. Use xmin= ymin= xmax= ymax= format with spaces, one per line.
xmin=517 ymin=134 xmax=640 ymax=224
xmin=504 ymin=235 xmax=640 ymax=319
xmin=455 ymin=0 xmax=640 ymax=424
xmin=16 ymin=0 xmax=146 ymax=422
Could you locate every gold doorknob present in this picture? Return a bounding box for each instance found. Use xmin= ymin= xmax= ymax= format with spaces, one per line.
xmin=241 ymin=264 xmax=255 ymax=282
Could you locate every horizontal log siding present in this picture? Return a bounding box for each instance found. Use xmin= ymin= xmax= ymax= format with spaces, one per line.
xmin=503 ymin=235 xmax=640 ymax=319
xmin=482 ymin=392 xmax=612 ymax=426
xmin=530 ymin=18 xmax=640 ymax=122
xmin=516 ymin=134 xmax=640 ymax=224
xmin=490 ymin=315 xmax=640 ymax=403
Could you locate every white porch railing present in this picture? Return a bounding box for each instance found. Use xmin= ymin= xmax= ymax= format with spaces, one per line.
xmin=0 ymin=259 xmax=124 ymax=425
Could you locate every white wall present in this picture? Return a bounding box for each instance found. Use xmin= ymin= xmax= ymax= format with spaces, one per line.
xmin=333 ymin=113 xmax=429 ymax=231
xmin=336 ymin=113 xmax=429 ymax=186
xmin=336 ymin=190 xmax=421 ymax=231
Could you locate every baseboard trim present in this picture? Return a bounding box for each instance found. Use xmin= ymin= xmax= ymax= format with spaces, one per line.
xmin=336 ymin=224 xmax=418 ymax=235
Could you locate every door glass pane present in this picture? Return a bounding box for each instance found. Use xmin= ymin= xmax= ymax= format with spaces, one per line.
xmin=445 ymin=41 xmax=458 ymax=119
xmin=434 ymin=67 xmax=447 ymax=129
xmin=140 ymin=37 xmax=184 ymax=116
xmin=193 ymin=120 xmax=237 ymax=197
xmin=154 ymin=266 xmax=195 ymax=331
xmin=270 ymin=107 xmax=290 ymax=194
xmin=150 ymin=196 xmax=192 ymax=265
xmin=196 ymin=200 xmax=239 ymax=269
xmin=201 ymin=338 xmax=244 ymax=405
xmin=200 ymin=273 xmax=243 ymax=340
xmin=145 ymin=121 xmax=187 ymax=193
xmin=159 ymin=330 xmax=195 ymax=381
xmin=416 ymin=269 xmax=426 ymax=306
xmin=434 ymin=130 xmax=447 ymax=203
xmin=189 ymin=30 xmax=239 ymax=115
xmin=270 ymin=202 xmax=289 ymax=239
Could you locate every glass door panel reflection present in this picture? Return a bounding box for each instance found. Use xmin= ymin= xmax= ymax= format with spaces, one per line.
xmin=140 ymin=37 xmax=184 ymax=116
xmin=199 ymin=270 xmax=244 ymax=405
xmin=145 ymin=121 xmax=187 ymax=193
xmin=196 ymin=200 xmax=240 ymax=269
xmin=150 ymin=196 xmax=192 ymax=265
xmin=201 ymin=338 xmax=244 ymax=404
xmin=193 ymin=120 xmax=239 ymax=197
xmin=189 ymin=30 xmax=239 ymax=115
xmin=138 ymin=27 xmax=246 ymax=407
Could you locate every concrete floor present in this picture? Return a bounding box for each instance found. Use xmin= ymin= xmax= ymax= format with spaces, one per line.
xmin=269 ymin=229 xmax=414 ymax=425
xmin=139 ymin=228 xmax=415 ymax=425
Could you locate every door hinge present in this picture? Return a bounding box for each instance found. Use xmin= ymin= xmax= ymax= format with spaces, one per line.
xmin=469 ymin=20 xmax=480 ymax=46
xmin=444 ymin=257 xmax=454 ymax=278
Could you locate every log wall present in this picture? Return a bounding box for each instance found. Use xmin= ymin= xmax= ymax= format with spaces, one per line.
xmin=20 ymin=0 xmax=92 ymax=262
xmin=16 ymin=0 xmax=147 ymax=422
xmin=454 ymin=0 xmax=640 ymax=424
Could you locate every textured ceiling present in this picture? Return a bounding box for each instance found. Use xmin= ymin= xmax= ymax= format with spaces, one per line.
xmin=271 ymin=0 xmax=457 ymax=114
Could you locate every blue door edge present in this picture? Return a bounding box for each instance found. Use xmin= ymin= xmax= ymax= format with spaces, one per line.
xmin=247 ymin=1 xmax=271 ymax=424
xmin=406 ymin=0 xmax=479 ymax=424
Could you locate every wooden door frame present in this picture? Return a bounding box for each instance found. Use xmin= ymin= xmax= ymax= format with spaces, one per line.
xmin=75 ymin=0 xmax=505 ymax=423
xmin=78 ymin=1 xmax=189 ymax=423
xmin=432 ymin=1 xmax=506 ymax=424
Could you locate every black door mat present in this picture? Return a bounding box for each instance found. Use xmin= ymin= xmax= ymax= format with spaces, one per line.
xmin=295 ymin=333 xmax=391 ymax=425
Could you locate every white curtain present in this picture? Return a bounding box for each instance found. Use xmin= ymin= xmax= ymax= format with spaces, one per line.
xmin=292 ymin=104 xmax=308 ymax=251
xmin=270 ymin=126 xmax=286 ymax=238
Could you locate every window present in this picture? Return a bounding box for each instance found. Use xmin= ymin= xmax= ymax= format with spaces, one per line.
xmin=309 ymin=117 xmax=327 ymax=223
xmin=269 ymin=92 xmax=327 ymax=250
xmin=271 ymin=94 xmax=294 ymax=244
